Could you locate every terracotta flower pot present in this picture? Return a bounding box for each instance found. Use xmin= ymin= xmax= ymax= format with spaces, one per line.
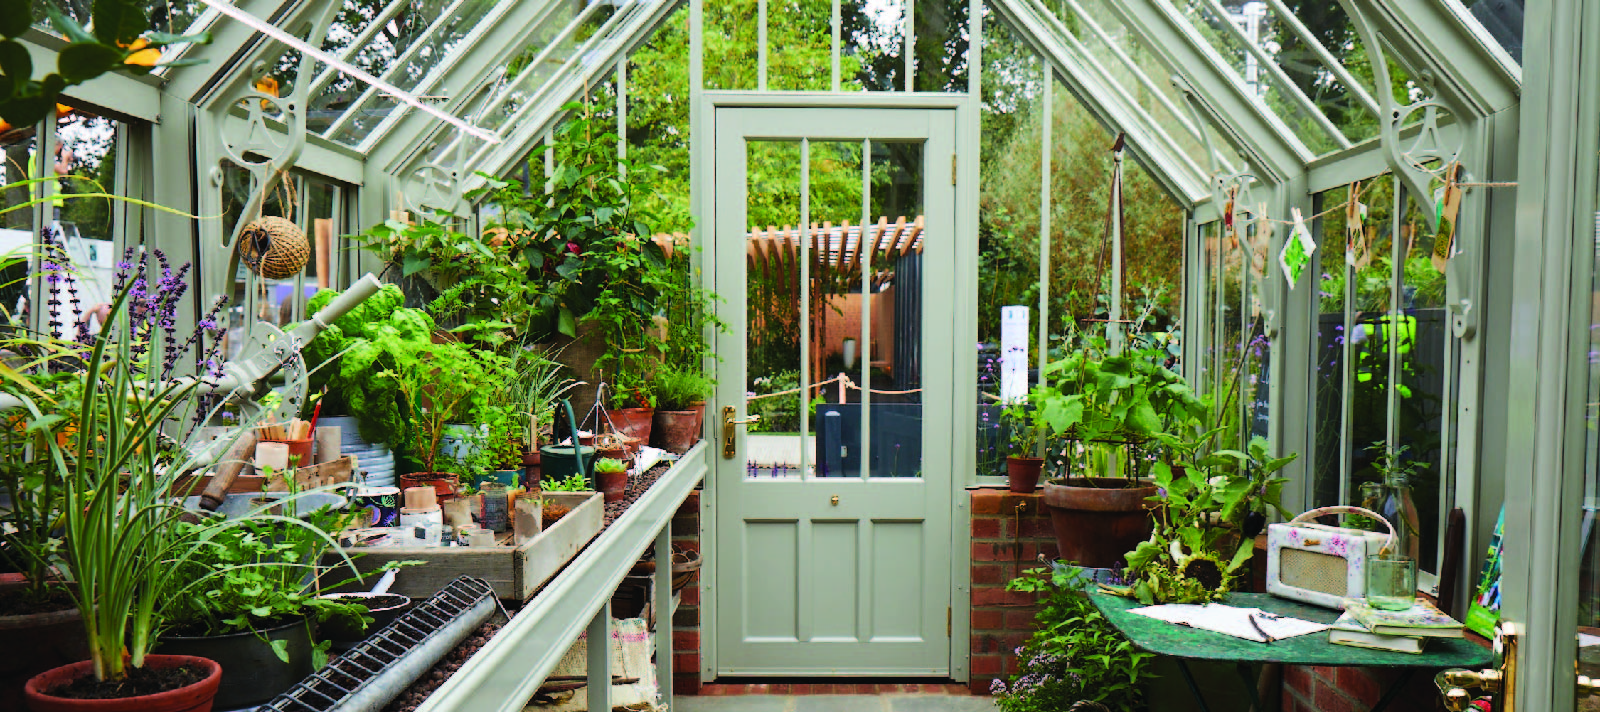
xmin=1005 ymin=456 xmax=1044 ymax=494
xmin=609 ymin=408 xmax=654 ymax=455
xmin=520 ymin=450 xmax=542 ymax=489
xmin=399 ymin=472 xmax=458 ymax=500
xmin=24 ymin=655 xmax=222 ymax=712
xmin=1040 ymin=478 xmax=1159 ymax=569
xmin=651 ymin=410 xmax=700 ymax=454
xmin=597 ymin=470 xmax=629 ymax=503
xmin=688 ymin=401 xmax=706 ymax=436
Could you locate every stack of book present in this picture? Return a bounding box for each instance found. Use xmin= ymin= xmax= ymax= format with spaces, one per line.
xmin=1328 ymin=599 xmax=1465 ymax=654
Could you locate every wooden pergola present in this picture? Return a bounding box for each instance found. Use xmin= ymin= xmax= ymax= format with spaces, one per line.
xmin=744 ymin=216 xmax=925 ymax=291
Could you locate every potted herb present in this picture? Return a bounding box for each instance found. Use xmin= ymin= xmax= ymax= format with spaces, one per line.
xmin=155 ymin=507 xmax=383 ymax=709
xmin=385 ymin=340 xmax=487 ymax=499
xmin=604 ymin=365 xmax=656 ymax=456
xmin=1000 ymin=399 xmax=1048 ymax=494
xmin=1032 ymin=333 xmax=1206 ymax=568
xmin=650 ymin=365 xmax=713 ymax=454
xmin=593 ymin=458 xmax=630 ymax=503
xmin=301 ymin=284 xmax=435 ymax=449
xmin=17 ymin=285 xmax=344 ymax=711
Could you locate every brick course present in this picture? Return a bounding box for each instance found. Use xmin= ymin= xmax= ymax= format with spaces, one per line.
xmin=966 ymin=487 xmax=1058 ymax=695
xmin=672 ymin=490 xmax=703 ymax=695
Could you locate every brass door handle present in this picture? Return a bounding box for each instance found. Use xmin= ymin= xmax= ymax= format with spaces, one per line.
xmin=722 ymin=406 xmax=760 ymax=459
xmin=1436 ymin=621 xmax=1517 ymax=712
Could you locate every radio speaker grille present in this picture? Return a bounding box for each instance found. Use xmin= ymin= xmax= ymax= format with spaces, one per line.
xmin=1280 ymin=548 xmax=1350 ymax=596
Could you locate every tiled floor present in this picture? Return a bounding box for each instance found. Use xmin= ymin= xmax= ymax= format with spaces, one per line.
xmin=674 ymin=694 xmax=997 ymax=712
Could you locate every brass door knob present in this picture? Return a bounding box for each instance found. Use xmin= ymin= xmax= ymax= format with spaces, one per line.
xmin=721 ymin=406 xmax=761 ymax=459
xmin=830 ymin=495 xmax=839 ymax=506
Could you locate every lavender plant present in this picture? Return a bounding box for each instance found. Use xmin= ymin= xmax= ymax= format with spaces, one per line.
xmin=996 ymin=566 xmax=1153 ymax=711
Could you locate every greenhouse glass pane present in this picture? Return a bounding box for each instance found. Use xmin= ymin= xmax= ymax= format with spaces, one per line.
xmin=324 ymin=0 xmax=499 ymax=147
xmin=1462 ymin=0 xmax=1522 ymax=64
xmin=474 ymin=5 xmax=603 ymax=133
xmin=1047 ymin=0 xmax=1224 ymax=180
xmin=308 ymin=0 xmax=457 ymax=136
xmin=1168 ymin=0 xmax=1343 ymax=155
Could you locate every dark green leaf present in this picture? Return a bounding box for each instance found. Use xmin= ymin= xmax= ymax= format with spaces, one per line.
xmin=0 ymin=40 xmax=30 ymax=82
xmin=0 ymin=93 xmax=53 ymax=125
xmin=93 ymin=0 xmax=145 ymax=45
xmin=400 ymin=254 xmax=430 ymax=276
xmin=45 ymin=6 xmax=97 ymax=45
xmin=269 ymin=638 xmax=291 ymax=663
xmin=557 ymin=307 xmax=576 ymax=338
xmin=0 ymin=0 xmax=29 ymax=40
xmin=57 ymin=42 xmax=122 ymax=83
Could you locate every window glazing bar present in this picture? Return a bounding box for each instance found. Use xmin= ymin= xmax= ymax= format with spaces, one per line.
xmin=759 ymin=0 xmax=768 ymax=90
xmin=1054 ymin=0 xmax=1206 ymax=145
xmin=304 ymin=0 xmax=419 ymax=101
xmin=1038 ymin=70 xmax=1052 ymax=366
xmin=858 ymin=138 xmax=871 ymax=477
xmin=800 ymin=139 xmax=813 ymax=481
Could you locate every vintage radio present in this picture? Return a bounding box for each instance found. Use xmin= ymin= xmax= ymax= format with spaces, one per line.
xmin=1266 ymin=506 xmax=1395 ymax=610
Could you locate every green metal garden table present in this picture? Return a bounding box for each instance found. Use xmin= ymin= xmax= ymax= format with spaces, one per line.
xmin=1089 ymin=592 xmax=1492 ymax=712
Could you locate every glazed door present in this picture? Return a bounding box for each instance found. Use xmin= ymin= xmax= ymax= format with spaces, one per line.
xmin=711 ymin=106 xmax=957 ymax=676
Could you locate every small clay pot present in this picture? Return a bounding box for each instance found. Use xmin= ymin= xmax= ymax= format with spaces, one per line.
xmin=597 ymin=470 xmax=629 ymax=503
xmin=1006 ymin=456 xmax=1044 ymax=494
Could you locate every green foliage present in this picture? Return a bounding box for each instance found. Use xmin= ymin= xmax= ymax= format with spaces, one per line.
xmin=997 ymin=567 xmax=1153 ymax=711
xmin=542 ymin=472 xmax=592 ymax=492
xmin=1030 ymin=330 xmax=1206 ymax=467
xmin=1114 ymin=437 xmax=1295 ymax=604
xmin=747 ymin=370 xmax=801 ymax=433
xmin=301 ymin=285 xmax=436 ymax=445
xmin=653 ymin=364 xmax=713 ymax=411
xmin=593 ymin=458 xmax=627 ymax=474
xmin=1000 ymin=400 xmax=1049 ymax=460
xmin=0 ymin=0 xmax=210 ymax=126
xmin=383 ymin=340 xmax=491 ymax=475
xmin=164 ymin=508 xmax=410 ymax=668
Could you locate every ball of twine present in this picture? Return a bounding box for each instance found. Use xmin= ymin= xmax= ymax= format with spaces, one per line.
xmin=239 ymin=216 xmax=310 ymax=279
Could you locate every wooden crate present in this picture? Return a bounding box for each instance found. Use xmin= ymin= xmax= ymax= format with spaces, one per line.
xmin=329 ymin=491 xmax=604 ymax=601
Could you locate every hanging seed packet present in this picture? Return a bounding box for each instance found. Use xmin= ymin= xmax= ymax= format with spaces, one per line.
xmin=1431 ymin=163 xmax=1465 ymax=273
xmin=1279 ymin=208 xmax=1316 ymax=287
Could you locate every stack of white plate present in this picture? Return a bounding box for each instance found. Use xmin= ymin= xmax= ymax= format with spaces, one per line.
xmin=342 ymin=442 xmax=395 ymax=488
xmin=318 ymin=416 xmax=398 ymax=488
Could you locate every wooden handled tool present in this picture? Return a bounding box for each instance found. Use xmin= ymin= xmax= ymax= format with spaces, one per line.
xmin=199 ymin=432 xmax=259 ymax=512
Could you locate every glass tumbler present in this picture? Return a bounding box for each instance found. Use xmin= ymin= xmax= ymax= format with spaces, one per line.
xmin=1366 ymin=555 xmax=1418 ymax=611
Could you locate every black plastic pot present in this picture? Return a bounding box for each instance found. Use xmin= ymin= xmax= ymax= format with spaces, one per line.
xmin=155 ymin=617 xmax=312 ymax=710
xmin=317 ymin=593 xmax=414 ymax=651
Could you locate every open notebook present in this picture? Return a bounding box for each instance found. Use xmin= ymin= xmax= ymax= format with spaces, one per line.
xmin=1128 ymin=603 xmax=1330 ymax=643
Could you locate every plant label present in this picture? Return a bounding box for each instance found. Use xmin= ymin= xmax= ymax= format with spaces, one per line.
xmin=1280 ymin=208 xmax=1316 ymax=288
xmin=1000 ymin=306 xmax=1030 ymax=404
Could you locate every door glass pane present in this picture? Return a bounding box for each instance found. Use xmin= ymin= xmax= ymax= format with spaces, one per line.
xmin=745 ymin=140 xmax=808 ymax=478
xmin=1576 ymin=119 xmax=1600 ymax=707
xmin=804 ymin=140 xmax=866 ymax=479
xmin=860 ymin=140 xmax=924 ymax=478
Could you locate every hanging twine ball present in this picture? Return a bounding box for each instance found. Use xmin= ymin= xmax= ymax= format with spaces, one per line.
xmin=239 ymin=216 xmax=310 ymax=279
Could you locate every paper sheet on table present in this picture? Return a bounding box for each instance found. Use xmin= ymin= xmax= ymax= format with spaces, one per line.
xmin=1128 ymin=603 xmax=1330 ymax=643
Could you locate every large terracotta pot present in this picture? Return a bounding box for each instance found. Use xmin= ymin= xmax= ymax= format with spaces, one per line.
xmin=24 ymin=655 xmax=222 ymax=712
xmin=1005 ymin=456 xmax=1044 ymax=494
xmin=609 ymin=408 xmax=654 ymax=455
xmin=651 ymin=410 xmax=700 ymax=454
xmin=1040 ymin=478 xmax=1159 ymax=569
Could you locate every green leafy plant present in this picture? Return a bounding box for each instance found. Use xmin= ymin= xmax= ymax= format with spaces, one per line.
xmin=542 ymin=472 xmax=592 ymax=492
xmin=384 ymin=340 xmax=490 ymax=475
xmin=1000 ymin=400 xmax=1049 ymax=460
xmin=1112 ymin=437 xmax=1297 ymax=604
xmin=0 ymin=0 xmax=211 ymax=126
xmin=997 ymin=566 xmax=1153 ymax=711
xmin=593 ymin=458 xmax=627 ymax=474
xmin=163 ymin=507 xmax=410 ymax=668
xmin=301 ymin=284 xmax=437 ymax=445
xmin=652 ymin=364 xmax=713 ymax=411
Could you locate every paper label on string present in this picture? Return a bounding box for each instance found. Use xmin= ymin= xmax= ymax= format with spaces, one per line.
xmin=1431 ymin=164 xmax=1465 ymax=273
xmin=1279 ymin=208 xmax=1316 ymax=287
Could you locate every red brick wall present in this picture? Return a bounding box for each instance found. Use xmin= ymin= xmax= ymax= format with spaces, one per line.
xmin=968 ymin=488 xmax=1059 ymax=695
xmin=1282 ymin=664 xmax=1446 ymax=712
xmin=671 ymin=490 xmax=702 ymax=695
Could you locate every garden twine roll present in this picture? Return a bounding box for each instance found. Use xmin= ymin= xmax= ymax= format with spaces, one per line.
xmin=239 ymin=215 xmax=310 ymax=279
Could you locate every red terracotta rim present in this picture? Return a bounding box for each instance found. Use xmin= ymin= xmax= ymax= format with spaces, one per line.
xmin=25 ymin=654 xmax=221 ymax=708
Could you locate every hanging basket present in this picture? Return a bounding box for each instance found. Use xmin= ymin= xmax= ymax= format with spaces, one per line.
xmin=239 ymin=216 xmax=310 ymax=279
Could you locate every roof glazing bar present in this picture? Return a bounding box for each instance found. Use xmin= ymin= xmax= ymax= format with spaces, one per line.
xmin=303 ymin=0 xmax=422 ymax=101
xmin=1193 ymin=0 xmax=1351 ymax=149
xmin=1259 ymin=0 xmax=1380 ymax=117
xmin=1055 ymin=0 xmax=1205 ymax=145
xmin=320 ymin=0 xmax=484 ymax=139
xmin=462 ymin=3 xmax=641 ymax=173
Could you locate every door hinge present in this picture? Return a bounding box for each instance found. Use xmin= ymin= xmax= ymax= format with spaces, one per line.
xmin=946 ymin=607 xmax=952 ymax=637
xmin=951 ymin=154 xmax=957 ymax=185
